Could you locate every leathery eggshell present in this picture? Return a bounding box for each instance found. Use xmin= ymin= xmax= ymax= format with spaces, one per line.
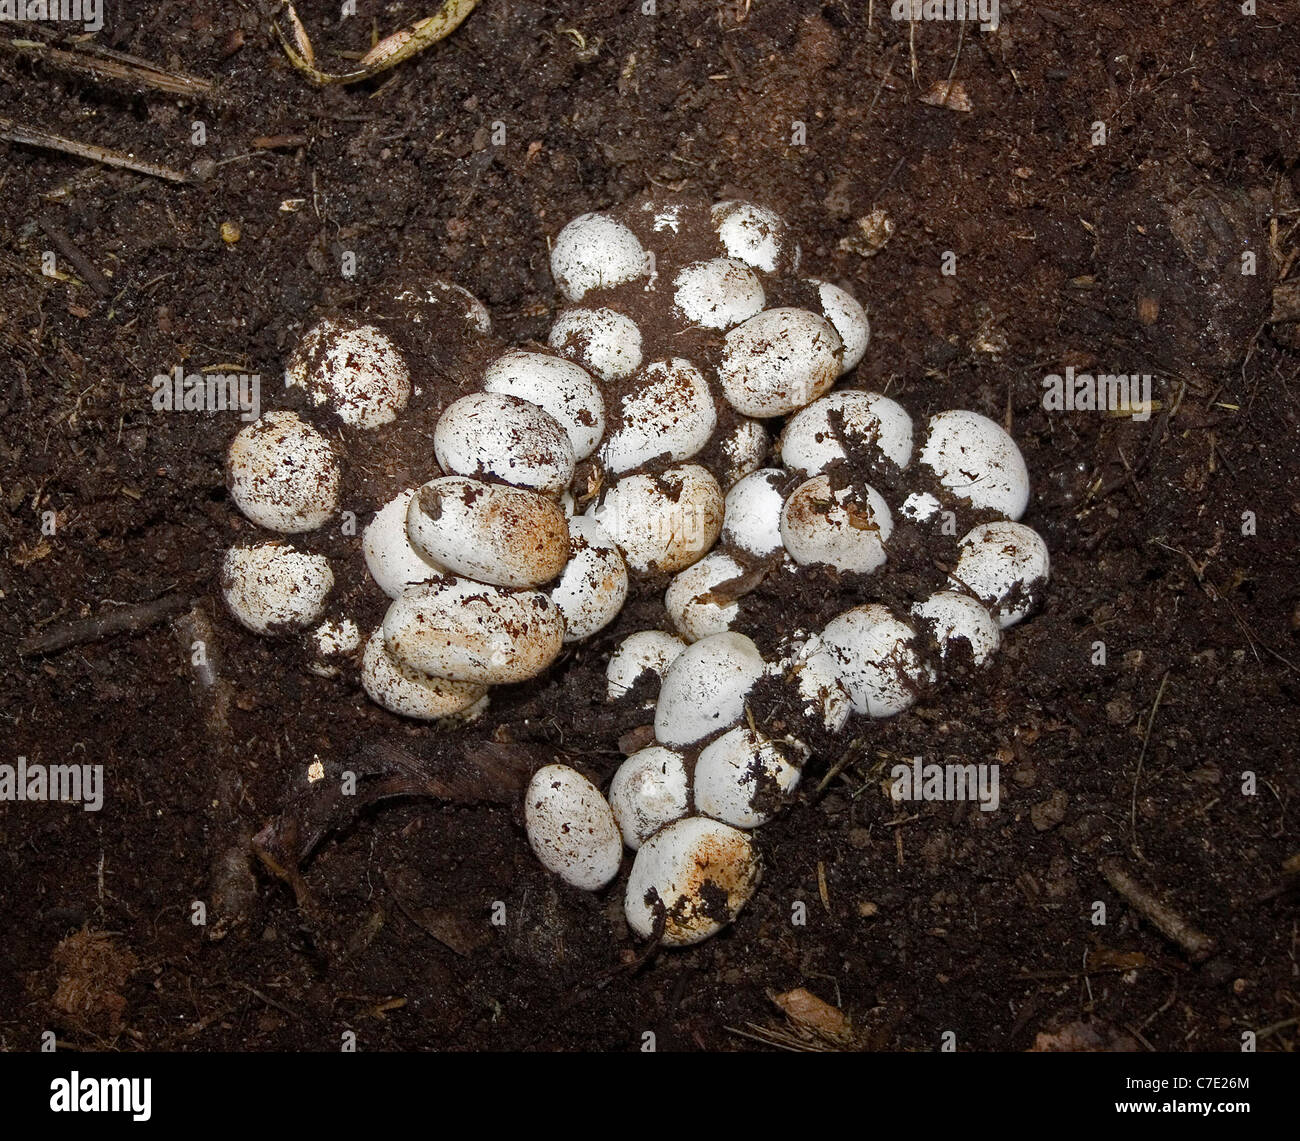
xmin=710 ymin=200 xmax=800 ymax=274
xmin=780 ymin=475 xmax=894 ymax=574
xmin=950 ymin=521 xmax=1050 ymax=628
xmin=524 ymin=764 xmax=623 ymax=890
xmin=671 ymin=258 xmax=765 ymax=330
xmin=721 ymin=468 xmax=786 ymax=558
xmin=363 ymin=488 xmax=443 ymax=599
xmin=654 ymin=631 xmax=765 ymax=747
xmin=434 ymin=392 xmax=575 ymax=494
xmin=716 ymin=418 xmax=769 ymax=487
xmin=818 ymin=604 xmax=932 ymax=718
xmin=606 ymin=630 xmax=688 ymax=703
xmin=693 ymin=726 xmax=805 ymax=829
xmin=482 ymin=350 xmax=606 ymax=461
xmin=406 ymin=477 xmax=569 ymax=589
xmin=586 ymin=464 xmax=724 ymax=574
xmin=717 ymin=308 xmax=842 ymax=418
xmin=807 ymin=280 xmax=870 ymax=373
xmin=787 ymin=640 xmax=853 ymax=733
xmin=608 ymin=746 xmax=690 ymax=849
xmin=664 ymin=551 xmax=746 ymax=642
xmin=600 ymin=358 xmax=717 ymax=475
xmin=624 ymin=816 xmax=760 ymax=945
xmin=548 ymin=306 xmax=643 ymax=382
xmin=549 ymin=516 xmax=629 ymax=641
xmin=918 ymin=409 xmax=1031 ymax=521
xmin=778 ymin=390 xmax=913 ymax=478
xmin=285 ymin=316 xmax=411 ymax=429
xmin=221 ymin=542 xmax=333 ymax=635
xmin=910 ymin=590 xmax=1001 ymax=665
xmin=226 ymin=410 xmax=340 ymax=534
xmin=382 ymin=578 xmax=565 ymax=684
xmin=308 ymin=617 xmax=361 ymax=677
xmin=360 ymin=628 xmax=488 ymax=720
xmin=550 ymin=213 xmax=648 ymax=302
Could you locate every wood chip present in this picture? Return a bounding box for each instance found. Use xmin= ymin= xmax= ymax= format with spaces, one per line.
xmin=919 ymin=79 xmax=972 ymax=112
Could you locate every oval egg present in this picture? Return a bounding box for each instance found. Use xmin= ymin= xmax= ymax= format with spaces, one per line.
xmin=624 ymin=816 xmax=760 ymax=945
xmin=524 ymin=764 xmax=624 ymax=890
xmin=434 ymin=391 xmax=575 ymax=494
xmin=382 ymin=578 xmax=565 ymax=685
xmin=407 ymin=476 xmax=569 ymax=589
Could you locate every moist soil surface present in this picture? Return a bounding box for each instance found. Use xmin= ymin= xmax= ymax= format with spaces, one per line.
xmin=1 ymin=1 xmax=1298 ymax=1052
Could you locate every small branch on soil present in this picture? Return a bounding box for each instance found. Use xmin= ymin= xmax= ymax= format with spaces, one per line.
xmin=36 ymin=215 xmax=113 ymax=298
xmin=0 ymin=116 xmax=190 ymax=183
xmin=813 ymin=734 xmax=868 ymax=799
xmin=1128 ymin=668 xmax=1170 ymax=855
xmin=1 ymin=36 xmax=216 ymax=101
xmin=1100 ymin=857 xmax=1215 ymax=962
xmin=20 ymin=592 xmax=192 ymax=656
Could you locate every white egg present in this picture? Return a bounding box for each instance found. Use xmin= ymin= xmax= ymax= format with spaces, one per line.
xmin=600 ymin=358 xmax=717 ymax=475
xmin=780 ymin=475 xmax=894 ymax=574
xmin=787 ymin=640 xmax=853 ymax=732
xmin=285 ymin=317 xmax=411 ymax=429
xmin=664 ymin=551 xmax=746 ymax=642
xmin=817 ymin=605 xmax=932 ymax=718
xmin=671 ymin=258 xmax=766 ymax=329
xmin=950 ymin=521 xmax=1050 ymax=628
xmin=900 ymin=490 xmax=942 ymax=523
xmin=711 ymin=200 xmax=800 ymax=274
xmin=918 ymin=410 xmax=1031 ymax=520
xmin=694 ymin=726 xmax=805 ymax=829
xmin=482 ymin=350 xmax=606 ymax=460
xmin=721 ymin=468 xmax=786 ymax=558
xmin=911 ymin=590 xmax=1002 ymax=665
xmin=548 ymin=306 xmax=644 ymax=382
xmin=550 ymin=213 xmax=648 ymax=302
xmin=807 ymin=280 xmax=870 ymax=373
xmin=606 ymin=630 xmax=688 ymax=702
xmin=524 ymin=764 xmax=623 ymax=891
xmin=608 ymin=746 xmax=689 ymax=849
xmin=718 ymin=308 xmax=842 ymax=418
xmin=778 ymin=390 xmax=913 ymax=477
xmin=226 ymin=410 xmax=340 ymax=534
xmin=360 ymin=628 xmax=488 ymax=720
xmin=550 ymin=516 xmax=629 ymax=641
xmin=624 ymin=816 xmax=760 ymax=945
xmin=406 ymin=477 xmax=569 ymax=589
xmin=308 ymin=617 xmax=361 ymax=677
xmin=586 ymin=464 xmax=724 ymax=574
xmin=654 ymin=631 xmax=765 ymax=747
xmin=383 ymin=578 xmax=565 ymax=684
xmin=433 ymin=391 xmax=575 ymax=494
xmin=363 ymin=488 xmax=443 ymax=599
xmin=221 ymin=542 xmax=333 ymax=635
xmin=716 ymin=418 xmax=769 ymax=486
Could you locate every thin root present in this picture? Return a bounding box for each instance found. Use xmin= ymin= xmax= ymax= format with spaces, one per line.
xmin=273 ymin=0 xmax=478 ymax=86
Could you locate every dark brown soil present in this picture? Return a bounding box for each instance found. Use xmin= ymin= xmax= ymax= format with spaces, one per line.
xmin=2 ymin=0 xmax=1298 ymax=1053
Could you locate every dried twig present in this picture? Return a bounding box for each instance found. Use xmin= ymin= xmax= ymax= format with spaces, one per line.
xmin=20 ymin=593 xmax=191 ymax=656
xmin=1100 ymin=857 xmax=1215 ymax=962
xmin=36 ymin=215 xmax=113 ymax=298
xmin=1 ymin=36 xmax=216 ymax=100
xmin=0 ymin=116 xmax=189 ymax=183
